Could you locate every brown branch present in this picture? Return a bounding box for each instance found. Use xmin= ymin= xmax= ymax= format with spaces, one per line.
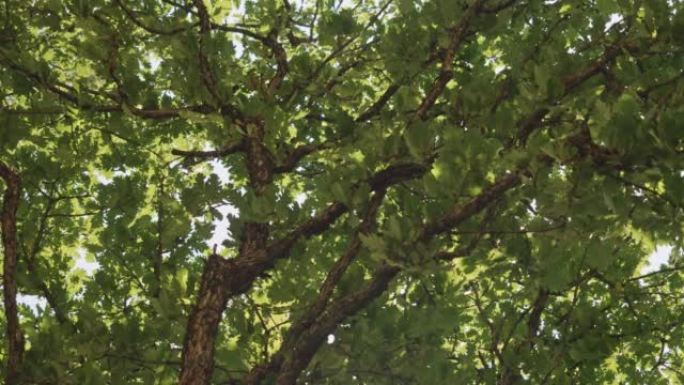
xmin=0 ymin=162 xmax=24 ymax=385
xmin=513 ymin=41 xmax=625 ymax=146
xmin=420 ymin=172 xmax=521 ymax=241
xmin=526 ymin=289 xmax=549 ymax=341
xmin=264 ymin=202 xmax=348 ymax=262
xmin=256 ymin=171 xmax=516 ymax=384
xmin=351 ymin=34 xmax=450 ymax=124
xmin=563 ymin=44 xmax=623 ymax=93
xmin=179 ymin=107 xmax=273 ymax=385
xmin=355 ymin=83 xmax=400 ymax=123
xmin=193 ymin=0 xmax=223 ymax=104
xmin=291 ymin=0 xmax=392 ymax=100
xmin=413 ymin=0 xmax=483 ymax=121
xmin=628 ymin=264 xmax=684 ymax=282
xmin=180 ymin=159 xmax=431 ymax=385
xmin=481 ymin=0 xmax=518 ymax=13
xmin=115 ymin=0 xmax=196 ymax=35
xmin=271 ymin=238 xmax=481 ymax=385
xmin=154 ymin=178 xmax=165 ymax=298
xmin=498 ymin=289 xmax=549 ymax=385
xmin=0 ymin=59 xmax=217 ymax=119
xmin=172 ymin=140 xmax=246 ymax=159
xmin=210 ymin=23 xmax=270 ymax=43
xmin=270 ymin=160 xmax=432 ymax=260
xmin=180 ymin=129 xmax=273 ymax=385
xmin=608 ymin=173 xmax=680 ymax=209
xmin=272 ymin=142 xmax=332 ymax=174
xmin=45 ymin=211 xmax=100 ymax=218
xmin=301 ymin=190 xmax=386 ymax=323
xmin=179 ymin=254 xmax=234 ymax=385
xmin=23 ymin=196 xmax=69 ymax=325
xmin=448 ymin=222 xmax=566 ymax=236
xmin=245 ymin=190 xmax=387 ymax=385
xmin=637 ymin=70 xmax=684 ymax=99
xmin=367 ymin=162 xmax=430 ymax=191
xmin=471 ymin=282 xmax=504 ymax=363
xmin=4 ymin=58 xmax=243 ymax=121
xmin=265 ymin=31 xmax=289 ymax=97
xmin=491 ymin=14 xmax=570 ymax=113
xmin=272 ymin=263 xmax=400 ymax=385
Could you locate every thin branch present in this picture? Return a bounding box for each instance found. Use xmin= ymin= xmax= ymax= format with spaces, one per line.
xmin=481 ymin=0 xmax=518 ymax=13
xmin=514 ymin=41 xmax=625 ymax=146
xmin=294 ymin=0 xmax=393 ymax=96
xmin=115 ymin=0 xmax=195 ymax=35
xmin=273 ymin=142 xmax=333 ymax=174
xmin=192 ymin=0 xmax=224 ymax=104
xmin=420 ymin=172 xmax=521 ymax=241
xmin=413 ymin=0 xmax=483 ymax=121
xmin=265 ymin=29 xmax=289 ymax=96
xmin=22 ymin=196 xmax=69 ymax=324
xmin=628 ymin=264 xmax=684 ymax=282
xmin=355 ymin=83 xmax=400 ymax=122
xmin=172 ymin=140 xmax=246 ymax=159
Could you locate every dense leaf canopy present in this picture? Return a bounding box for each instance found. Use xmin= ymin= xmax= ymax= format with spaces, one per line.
xmin=1 ymin=0 xmax=684 ymax=384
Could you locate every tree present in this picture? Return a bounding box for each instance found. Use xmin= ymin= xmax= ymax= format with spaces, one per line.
xmin=1 ymin=0 xmax=683 ymax=384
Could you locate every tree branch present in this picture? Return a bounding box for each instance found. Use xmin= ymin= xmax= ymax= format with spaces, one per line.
xmin=23 ymin=196 xmax=69 ymax=325
xmin=413 ymin=0 xmax=483 ymax=121
xmin=420 ymin=172 xmax=521 ymax=241
xmin=192 ymin=0 xmax=223 ymax=105
xmin=255 ymin=169 xmax=518 ymax=385
xmin=114 ymin=0 xmax=195 ymax=35
xmin=272 ymin=142 xmax=332 ymax=174
xmin=0 ymin=162 xmax=24 ymax=385
xmin=172 ymin=140 xmax=246 ymax=159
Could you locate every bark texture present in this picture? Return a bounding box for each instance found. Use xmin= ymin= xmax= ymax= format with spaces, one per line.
xmin=0 ymin=163 xmax=23 ymax=385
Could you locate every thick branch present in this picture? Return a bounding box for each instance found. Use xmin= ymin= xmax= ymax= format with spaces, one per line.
xmin=248 ymin=190 xmax=387 ymax=385
xmin=367 ymin=162 xmax=430 ymax=191
xmin=0 ymin=162 xmax=24 ymax=385
xmin=261 ymin=171 xmax=519 ymax=385
xmin=179 ymin=255 xmax=233 ymax=385
xmin=180 ymin=158 xmax=430 ymax=385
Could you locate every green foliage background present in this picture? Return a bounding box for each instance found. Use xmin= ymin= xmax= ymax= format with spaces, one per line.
xmin=0 ymin=0 xmax=683 ymax=384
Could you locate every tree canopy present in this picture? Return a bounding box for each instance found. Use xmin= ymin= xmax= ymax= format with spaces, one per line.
xmin=1 ymin=0 xmax=684 ymax=384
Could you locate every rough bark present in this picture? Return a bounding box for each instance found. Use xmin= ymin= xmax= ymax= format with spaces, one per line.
xmin=179 ymin=153 xmax=432 ymax=385
xmin=179 ymin=254 xmax=233 ymax=385
xmin=0 ymin=163 xmax=24 ymax=385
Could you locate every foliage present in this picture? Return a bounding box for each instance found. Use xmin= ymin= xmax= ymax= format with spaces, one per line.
xmin=1 ymin=0 xmax=683 ymax=384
